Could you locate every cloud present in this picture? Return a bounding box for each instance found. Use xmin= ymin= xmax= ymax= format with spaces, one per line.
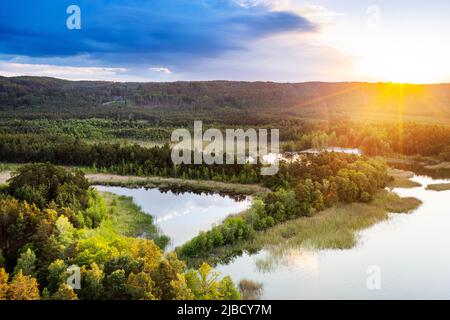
xmin=296 ymin=5 xmax=342 ymax=24
xmin=0 ymin=0 xmax=316 ymax=66
xmin=233 ymin=0 xmax=290 ymax=10
xmin=177 ymin=34 xmax=354 ymax=82
xmin=0 ymin=1 xmax=352 ymax=82
xmin=0 ymin=62 xmax=128 ymax=81
xmin=149 ymin=67 xmax=172 ymax=75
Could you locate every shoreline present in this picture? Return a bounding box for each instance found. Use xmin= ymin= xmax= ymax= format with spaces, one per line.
xmin=0 ymin=169 xmax=270 ymax=197
xmin=88 ymin=173 xmax=270 ymax=197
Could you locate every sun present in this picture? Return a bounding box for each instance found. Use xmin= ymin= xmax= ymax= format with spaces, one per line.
xmin=358 ymin=52 xmax=442 ymax=84
xmin=355 ymin=36 xmax=447 ymax=84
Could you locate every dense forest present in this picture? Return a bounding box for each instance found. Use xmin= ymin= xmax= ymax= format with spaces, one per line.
xmin=1 ymin=76 xmax=450 ymax=122
xmin=0 ymin=164 xmax=241 ymax=300
xmin=1 ymin=76 xmax=449 ymax=161
xmin=177 ymin=154 xmax=391 ymax=260
xmin=0 ymin=120 xmax=449 ymax=179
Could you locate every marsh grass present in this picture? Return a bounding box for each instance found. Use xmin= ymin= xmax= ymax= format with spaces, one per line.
xmin=187 ymin=190 xmax=422 ymax=266
xmin=388 ymin=168 xmax=422 ymax=188
xmin=426 ymin=183 xmax=450 ymax=191
xmin=100 ymin=191 xmax=169 ymax=248
xmin=239 ymin=279 xmax=264 ymax=300
xmin=390 ymin=178 xmax=422 ymax=188
xmin=0 ymin=163 xmax=20 ymax=172
xmin=384 ymin=193 xmax=423 ymax=213
xmin=251 ymin=191 xmax=422 ymax=251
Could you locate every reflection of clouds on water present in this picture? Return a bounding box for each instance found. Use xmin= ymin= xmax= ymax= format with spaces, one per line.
xmin=94 ymin=186 xmax=251 ymax=248
xmin=282 ymin=248 xmax=320 ymax=275
xmin=155 ymin=201 xmax=237 ymax=224
xmin=155 ymin=201 xmax=197 ymax=223
xmin=255 ymin=247 xmax=320 ymax=275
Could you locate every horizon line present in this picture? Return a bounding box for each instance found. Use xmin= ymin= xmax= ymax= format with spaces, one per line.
xmin=1 ymin=75 xmax=449 ymax=86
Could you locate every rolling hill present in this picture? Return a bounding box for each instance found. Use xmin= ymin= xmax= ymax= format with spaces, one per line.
xmin=1 ymin=76 xmax=450 ymax=124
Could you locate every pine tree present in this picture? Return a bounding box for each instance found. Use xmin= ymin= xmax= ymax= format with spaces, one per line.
xmin=14 ymin=248 xmax=37 ymax=277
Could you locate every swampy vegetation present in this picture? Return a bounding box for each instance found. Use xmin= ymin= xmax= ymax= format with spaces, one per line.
xmin=426 ymin=183 xmax=450 ymax=191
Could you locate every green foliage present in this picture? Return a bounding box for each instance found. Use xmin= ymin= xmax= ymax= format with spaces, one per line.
xmin=127 ymin=272 xmax=155 ymax=300
xmin=0 ymin=249 xmax=5 ymax=267
xmin=102 ymin=192 xmax=169 ymax=248
xmin=79 ymin=263 xmax=104 ymax=300
xmin=46 ymin=259 xmax=68 ymax=295
xmin=0 ymin=135 xmax=264 ymax=184
xmin=1 ymin=78 xmax=450 ymax=129
xmin=0 ymin=198 xmax=58 ymax=263
xmin=105 ymin=269 xmax=129 ymax=300
xmin=178 ymin=216 xmax=254 ymax=258
xmin=14 ymin=249 xmax=37 ymax=277
xmin=8 ymin=163 xmax=89 ymax=210
xmin=151 ymin=259 xmax=180 ymax=300
xmin=179 ymin=155 xmax=390 ymax=259
xmin=51 ymin=284 xmax=78 ymax=300
xmin=0 ymin=162 xmax=241 ymax=300
xmin=185 ymin=263 xmax=241 ymax=300
xmin=6 ymin=164 xmax=110 ymax=228
xmin=2 ymin=223 xmax=240 ymax=300
xmin=83 ymin=190 xmax=108 ymax=228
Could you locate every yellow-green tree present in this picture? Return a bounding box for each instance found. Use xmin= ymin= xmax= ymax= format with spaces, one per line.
xmin=46 ymin=259 xmax=68 ymax=294
xmin=218 ymin=276 xmax=241 ymax=300
xmin=105 ymin=269 xmax=129 ymax=300
xmin=127 ymin=272 xmax=155 ymax=300
xmin=130 ymin=238 xmax=162 ymax=273
xmin=80 ymin=262 xmax=104 ymax=300
xmin=170 ymin=273 xmax=194 ymax=300
xmin=7 ymin=271 xmax=40 ymax=300
xmin=185 ymin=263 xmax=240 ymax=300
xmin=0 ymin=268 xmax=9 ymax=300
xmin=52 ymin=284 xmax=78 ymax=300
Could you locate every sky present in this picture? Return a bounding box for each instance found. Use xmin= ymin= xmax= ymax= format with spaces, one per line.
xmin=0 ymin=0 xmax=449 ymax=83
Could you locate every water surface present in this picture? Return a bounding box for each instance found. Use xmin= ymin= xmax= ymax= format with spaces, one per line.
xmin=94 ymin=186 xmax=251 ymax=248
xmin=216 ymin=175 xmax=450 ymax=299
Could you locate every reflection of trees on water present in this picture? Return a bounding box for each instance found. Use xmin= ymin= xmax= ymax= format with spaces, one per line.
xmin=155 ymin=186 xmax=249 ymax=201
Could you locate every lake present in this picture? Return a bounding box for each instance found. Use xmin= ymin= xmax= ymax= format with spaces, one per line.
xmin=215 ymin=175 xmax=450 ymax=299
xmin=94 ymin=186 xmax=252 ymax=249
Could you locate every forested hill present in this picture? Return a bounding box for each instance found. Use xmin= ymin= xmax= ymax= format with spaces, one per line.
xmin=1 ymin=76 xmax=450 ymax=123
